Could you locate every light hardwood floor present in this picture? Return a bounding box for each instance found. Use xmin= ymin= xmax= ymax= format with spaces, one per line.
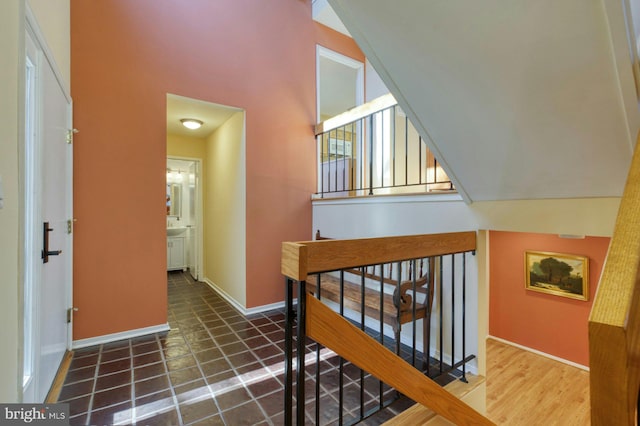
xmin=486 ymin=338 xmax=590 ymax=425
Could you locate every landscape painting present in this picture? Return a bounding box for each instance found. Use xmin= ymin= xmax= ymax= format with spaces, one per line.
xmin=525 ymin=251 xmax=589 ymax=301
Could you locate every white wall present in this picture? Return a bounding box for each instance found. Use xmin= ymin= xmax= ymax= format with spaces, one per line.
xmin=312 ymin=193 xmax=619 ymax=374
xmin=365 ymin=59 xmax=389 ymax=102
xmin=313 ymin=194 xmax=619 ymax=240
xmin=204 ymin=111 xmax=247 ymax=308
xmin=0 ymin=0 xmax=22 ymax=403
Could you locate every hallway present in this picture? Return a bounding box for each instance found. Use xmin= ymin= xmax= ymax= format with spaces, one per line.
xmin=58 ymin=272 xmax=411 ymax=425
xmin=59 ymin=272 xmax=288 ymax=425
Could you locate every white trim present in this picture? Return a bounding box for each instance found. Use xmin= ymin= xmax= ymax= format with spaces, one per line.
xmin=203 ymin=278 xmax=246 ymax=314
xmin=25 ymin=5 xmax=71 ymax=103
xmin=245 ymin=301 xmax=286 ymax=316
xmin=316 ymin=45 xmax=365 ymax=122
xmin=202 ymin=278 xmax=285 ymax=316
xmin=312 ymin=192 xmax=463 ymax=206
xmin=487 ymin=335 xmax=589 ymax=371
xmin=72 ymin=324 xmax=170 ymax=350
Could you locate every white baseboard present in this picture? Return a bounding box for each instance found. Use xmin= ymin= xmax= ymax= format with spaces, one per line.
xmin=487 ymin=335 xmax=589 ymax=371
xmin=72 ymin=323 xmax=170 ymax=350
xmin=202 ymin=278 xmax=285 ymax=316
xmin=245 ymin=300 xmax=286 ymax=315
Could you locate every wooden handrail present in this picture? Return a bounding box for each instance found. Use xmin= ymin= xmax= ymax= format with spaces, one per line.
xmin=589 ymin=134 xmax=640 ymax=425
xmin=306 ymin=293 xmax=494 ymax=425
xmin=281 ymin=231 xmax=476 ymax=281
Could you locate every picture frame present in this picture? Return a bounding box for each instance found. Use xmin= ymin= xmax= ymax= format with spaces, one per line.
xmin=525 ymin=251 xmax=589 ymax=301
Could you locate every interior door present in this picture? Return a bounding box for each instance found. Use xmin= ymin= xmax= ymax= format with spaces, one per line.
xmin=23 ymin=21 xmax=73 ymax=403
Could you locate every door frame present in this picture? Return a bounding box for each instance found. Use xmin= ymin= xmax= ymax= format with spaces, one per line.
xmin=167 ymin=156 xmax=203 ymax=280
xmin=315 ymin=45 xmax=364 ymax=123
xmin=315 ymin=46 xmax=365 ymax=194
xmin=21 ymin=5 xmax=73 ymax=402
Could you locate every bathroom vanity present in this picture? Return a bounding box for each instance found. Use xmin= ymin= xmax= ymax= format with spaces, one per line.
xmin=167 ymin=227 xmax=187 ymax=271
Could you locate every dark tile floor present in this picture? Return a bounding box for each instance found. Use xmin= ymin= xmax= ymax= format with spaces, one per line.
xmin=58 ymin=272 xmax=415 ymax=425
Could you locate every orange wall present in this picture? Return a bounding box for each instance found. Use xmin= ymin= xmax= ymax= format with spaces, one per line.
xmin=71 ymin=1 xmax=364 ymax=339
xmin=489 ymin=230 xmax=610 ymax=366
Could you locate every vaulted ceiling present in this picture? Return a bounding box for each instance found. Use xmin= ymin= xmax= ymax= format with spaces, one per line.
xmin=323 ymin=0 xmax=640 ymax=203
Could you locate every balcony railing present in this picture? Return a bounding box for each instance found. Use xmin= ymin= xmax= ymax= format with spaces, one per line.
xmin=315 ymin=94 xmax=454 ymax=198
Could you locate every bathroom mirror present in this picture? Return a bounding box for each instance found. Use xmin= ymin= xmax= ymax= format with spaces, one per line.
xmin=167 ymin=183 xmax=182 ymax=217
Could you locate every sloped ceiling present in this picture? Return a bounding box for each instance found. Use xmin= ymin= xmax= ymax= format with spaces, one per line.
xmin=328 ymin=0 xmax=640 ymax=202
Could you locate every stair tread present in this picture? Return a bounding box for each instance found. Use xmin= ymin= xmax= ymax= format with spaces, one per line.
xmin=383 ymin=374 xmax=486 ymax=425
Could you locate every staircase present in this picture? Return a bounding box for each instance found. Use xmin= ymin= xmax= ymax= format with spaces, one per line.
xmin=281 ymin=232 xmax=493 ymax=425
xmin=383 ymin=375 xmax=486 ymax=425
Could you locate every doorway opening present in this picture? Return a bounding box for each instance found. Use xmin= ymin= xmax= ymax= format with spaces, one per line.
xmin=166 ymin=94 xmax=247 ymax=309
xmin=166 ymin=157 xmax=201 ymax=280
xmin=316 ymin=45 xmax=364 ymax=122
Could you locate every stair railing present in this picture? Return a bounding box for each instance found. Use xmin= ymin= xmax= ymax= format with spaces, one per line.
xmin=315 ymin=94 xmax=454 ymax=198
xmin=282 ymin=232 xmax=494 ymax=425
xmin=589 ymin=133 xmax=640 ymax=425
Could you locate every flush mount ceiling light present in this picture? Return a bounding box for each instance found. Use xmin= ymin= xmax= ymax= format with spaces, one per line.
xmin=180 ymin=118 xmax=203 ymax=130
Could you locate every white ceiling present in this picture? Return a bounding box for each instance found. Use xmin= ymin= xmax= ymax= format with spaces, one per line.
xmin=327 ymin=0 xmax=640 ymax=203
xmin=167 ymin=94 xmax=239 ymax=139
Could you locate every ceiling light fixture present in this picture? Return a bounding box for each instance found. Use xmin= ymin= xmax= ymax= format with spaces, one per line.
xmin=180 ymin=118 xmax=203 ymax=130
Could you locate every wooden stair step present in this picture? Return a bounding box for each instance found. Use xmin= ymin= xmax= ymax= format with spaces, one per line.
xmin=383 ymin=374 xmax=486 ymax=425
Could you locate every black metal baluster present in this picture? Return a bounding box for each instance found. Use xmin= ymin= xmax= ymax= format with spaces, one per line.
xmin=425 ymin=258 xmax=432 ymax=374
xmin=342 ymin=125 xmax=347 ymax=192
xmin=395 ymin=261 xmax=402 ymax=356
xmin=358 ymin=118 xmax=364 ymax=193
xmin=418 ymin=135 xmax=423 ymax=185
xmin=439 ymin=255 xmax=443 ymax=375
xmin=391 ymin=106 xmax=396 ymax=187
xmin=462 ymin=252 xmax=468 ymax=383
xmin=368 ymin=114 xmax=374 ymax=195
xmin=315 ymin=273 xmax=322 ymax=424
xmin=320 ymin=133 xmax=325 ymax=198
xmin=333 ymin=131 xmax=338 ymax=194
xmin=412 ymin=259 xmax=417 ymax=367
xmin=284 ymin=278 xmax=294 ymax=426
xmin=451 ymin=254 xmax=456 ymax=374
xmin=339 ymin=269 xmax=345 ymax=425
xmin=380 ymin=109 xmax=385 ymax=189
xmin=379 ymin=264 xmax=384 ymax=408
xmin=404 ymin=115 xmax=409 ymax=186
xmin=349 ymin=122 xmax=354 ymax=193
xmin=296 ymin=279 xmax=307 ymax=425
xmin=360 ymin=267 xmax=366 ymax=419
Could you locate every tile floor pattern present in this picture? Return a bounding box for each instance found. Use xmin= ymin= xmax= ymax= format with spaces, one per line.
xmin=58 ymin=272 xmax=414 ymax=425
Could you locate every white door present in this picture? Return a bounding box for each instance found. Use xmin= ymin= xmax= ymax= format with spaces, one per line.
xmin=23 ymin=19 xmax=73 ymax=403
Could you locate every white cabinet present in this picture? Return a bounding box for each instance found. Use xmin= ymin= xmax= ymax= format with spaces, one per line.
xmin=167 ymin=236 xmax=185 ymax=271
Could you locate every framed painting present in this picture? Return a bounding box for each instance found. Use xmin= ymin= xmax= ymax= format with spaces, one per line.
xmin=525 ymin=251 xmax=589 ymax=301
